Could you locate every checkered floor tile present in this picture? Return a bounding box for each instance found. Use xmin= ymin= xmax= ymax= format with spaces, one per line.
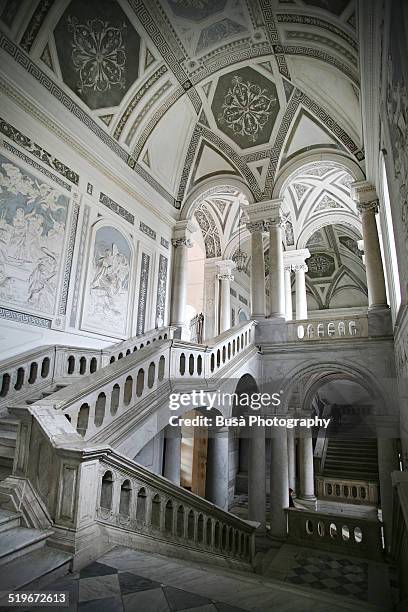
xmin=284 ymin=552 xmax=369 ymax=601
xmin=24 ymin=561 xmax=247 ymax=612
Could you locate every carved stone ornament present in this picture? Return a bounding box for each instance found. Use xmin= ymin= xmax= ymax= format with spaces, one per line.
xmin=356 ymin=199 xmax=380 ymax=215
xmin=246 ymin=220 xmax=265 ymax=233
xmin=171 ymin=237 xmax=193 ymax=248
xmin=217 ymin=273 xmax=234 ymax=281
xmin=292 ymin=263 xmax=308 ymax=273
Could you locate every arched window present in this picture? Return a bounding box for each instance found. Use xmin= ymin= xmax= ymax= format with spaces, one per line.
xmin=327 ymin=322 xmax=335 ymax=337
xmin=119 ymin=480 xmax=131 ymax=516
xmin=110 ymin=356 xmax=115 ymax=364
xmin=100 ymin=471 xmax=113 ymax=509
xmin=317 ymin=323 xmax=324 ymax=338
xmin=338 ymin=321 xmax=346 ymax=336
xmin=187 ymin=510 xmax=195 ymax=540
xmin=349 ymin=320 xmax=357 ymax=336
xmin=90 ymin=357 xmax=97 ymax=373
xmin=197 ymin=355 xmax=203 ymax=376
xmin=189 ymin=354 xmax=194 ymax=375
xmin=177 ymin=505 xmax=184 ymax=537
xmin=197 ymin=514 xmax=204 ymax=543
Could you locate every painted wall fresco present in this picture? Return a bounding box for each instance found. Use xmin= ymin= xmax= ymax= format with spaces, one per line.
xmin=0 ymin=153 xmax=69 ymax=316
xmin=82 ymin=225 xmax=131 ymax=337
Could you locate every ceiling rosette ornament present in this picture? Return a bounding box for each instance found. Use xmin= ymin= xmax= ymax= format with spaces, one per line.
xmin=67 ymin=17 xmax=126 ymax=93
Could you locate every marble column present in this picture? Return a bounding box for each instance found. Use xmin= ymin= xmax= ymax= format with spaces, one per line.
xmin=247 ymin=221 xmax=266 ymax=318
xmin=170 ymin=221 xmax=195 ymax=337
xmin=295 ymin=263 xmax=308 ymax=320
xmin=284 ymin=265 xmax=293 ymax=321
xmin=377 ymin=437 xmax=398 ymax=553
xmin=163 ymin=425 xmax=181 ymax=486
xmin=205 ymin=427 xmax=229 ymax=510
xmin=269 ymin=426 xmax=289 ymax=539
xmin=267 ymin=218 xmax=285 ymax=318
xmin=248 ymin=423 xmax=266 ymax=530
xmin=287 ymin=427 xmax=296 ymax=492
xmin=298 ymin=428 xmax=316 ymax=503
xmin=217 ymin=260 xmax=236 ymax=333
xmin=351 ymin=182 xmax=388 ymax=309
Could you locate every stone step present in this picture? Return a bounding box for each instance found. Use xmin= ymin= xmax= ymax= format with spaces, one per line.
xmin=0 ymin=526 xmax=53 ymax=566
xmin=0 ymin=509 xmax=21 ymax=533
xmin=0 ymin=546 xmax=72 ymax=592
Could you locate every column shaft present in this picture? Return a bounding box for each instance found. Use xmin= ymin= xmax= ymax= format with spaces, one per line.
xmin=269 ymin=427 xmax=289 ymax=538
xmin=287 ymin=428 xmax=296 ymax=492
xmin=249 ymin=226 xmax=266 ymax=317
xmin=269 ymin=224 xmax=285 ymax=317
xmin=295 ymin=266 xmax=308 ymax=320
xmin=248 ymin=425 xmax=266 ymax=529
xmin=284 ymin=267 xmax=293 ymax=321
xmin=360 ymin=206 xmax=388 ymax=308
xmin=219 ymin=278 xmax=231 ymax=332
xmin=170 ymin=243 xmax=189 ymax=328
xmin=205 ymin=429 xmax=229 ymax=510
xmin=163 ymin=425 xmax=181 ymax=486
xmin=298 ymin=429 xmax=316 ymax=501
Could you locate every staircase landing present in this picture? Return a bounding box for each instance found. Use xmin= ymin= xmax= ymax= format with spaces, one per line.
xmin=11 ymin=545 xmax=393 ymax=612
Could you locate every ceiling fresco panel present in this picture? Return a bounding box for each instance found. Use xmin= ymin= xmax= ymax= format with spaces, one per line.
xmin=54 ymin=0 xmax=141 ymax=110
xmin=211 ymin=67 xmax=280 ymax=149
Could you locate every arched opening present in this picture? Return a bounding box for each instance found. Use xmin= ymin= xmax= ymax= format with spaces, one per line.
xmin=94 ymin=392 xmax=106 ymax=427
xmin=67 ymin=356 xmax=75 ymax=374
xmin=165 ymin=499 xmax=173 ymax=533
xmin=76 ymin=403 xmax=89 ymax=437
xmin=151 ymin=494 xmax=161 ymax=529
xmin=119 ymin=480 xmax=131 ymax=515
xmin=148 ymin=362 xmax=155 ymax=388
xmin=177 ymin=505 xmax=185 ymax=537
xmin=158 ymin=355 xmax=165 ymax=380
xmin=187 ymin=510 xmax=195 ymax=540
xmin=100 ymin=471 xmax=113 ymax=509
xmin=79 ymin=357 xmax=86 ymax=375
xmin=90 ymin=357 xmax=97 ymax=373
xmin=136 ymin=488 xmax=147 ymax=523
xmin=110 ymin=384 xmax=120 ymax=415
xmin=124 ymin=376 xmax=133 ymax=405
xmin=41 ymin=357 xmax=50 ymax=378
xmin=136 ymin=369 xmax=144 ymax=397
xmin=28 ymin=362 xmax=38 ymax=384
xmin=14 ymin=367 xmax=24 ymax=390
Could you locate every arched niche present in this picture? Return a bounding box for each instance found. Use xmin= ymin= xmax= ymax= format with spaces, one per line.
xmin=81 ymin=222 xmax=133 ymax=338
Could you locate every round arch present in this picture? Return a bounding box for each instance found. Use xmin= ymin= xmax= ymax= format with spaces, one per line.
xmin=279 ymin=360 xmax=390 ymax=414
xmin=297 ymin=213 xmax=362 ymax=249
xmin=180 ymin=175 xmax=254 ymax=222
xmin=273 ymin=150 xmax=366 ymax=199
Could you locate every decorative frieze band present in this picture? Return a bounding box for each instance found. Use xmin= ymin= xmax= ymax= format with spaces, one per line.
xmin=140 ymin=221 xmax=156 ymax=240
xmin=99 ymin=192 xmax=135 ymax=225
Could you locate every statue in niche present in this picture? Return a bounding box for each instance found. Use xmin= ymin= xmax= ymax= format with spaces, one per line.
xmin=0 ymin=155 xmax=69 ymax=315
xmin=84 ymin=226 xmax=131 ymax=335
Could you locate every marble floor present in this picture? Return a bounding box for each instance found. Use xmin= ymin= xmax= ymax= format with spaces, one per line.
xmin=18 ymin=545 xmax=392 ymax=612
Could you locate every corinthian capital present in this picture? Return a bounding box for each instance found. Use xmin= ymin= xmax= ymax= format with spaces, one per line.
xmin=171 ymin=237 xmax=193 ymax=248
xmin=293 ymin=263 xmax=308 ymax=273
xmin=246 ymin=220 xmax=265 ymax=233
xmin=356 ymin=200 xmax=380 ymax=215
xmin=217 ymin=273 xmax=234 ymax=281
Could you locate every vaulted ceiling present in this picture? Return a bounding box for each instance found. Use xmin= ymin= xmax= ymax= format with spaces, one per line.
xmin=0 ymin=0 xmax=363 ymax=209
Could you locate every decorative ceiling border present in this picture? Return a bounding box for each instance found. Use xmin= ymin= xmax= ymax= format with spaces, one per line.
xmin=20 ymin=0 xmax=56 ymax=53
xmin=113 ymin=64 xmax=168 ymax=140
xmin=284 ymin=31 xmax=357 ymax=66
xmin=2 ymin=140 xmax=72 ymax=191
xmin=0 ymin=115 xmax=79 ymax=184
xmin=276 ymin=14 xmax=358 ymax=51
xmin=282 ymin=44 xmax=358 ymax=84
xmin=258 ymin=0 xmax=291 ymax=79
